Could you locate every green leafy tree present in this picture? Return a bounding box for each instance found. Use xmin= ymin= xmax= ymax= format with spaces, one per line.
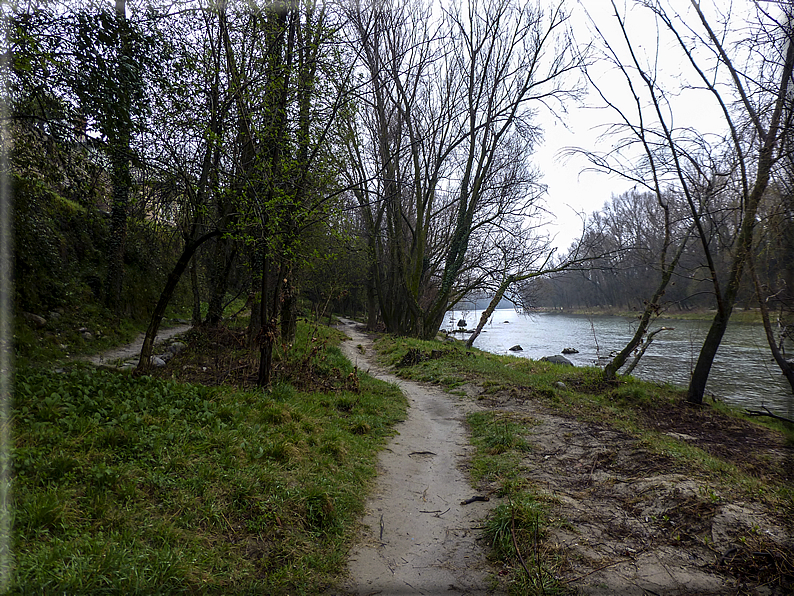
xmin=70 ymin=1 xmax=155 ymax=312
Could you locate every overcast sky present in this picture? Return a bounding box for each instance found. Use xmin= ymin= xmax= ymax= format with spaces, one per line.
xmin=533 ymin=0 xmax=765 ymax=250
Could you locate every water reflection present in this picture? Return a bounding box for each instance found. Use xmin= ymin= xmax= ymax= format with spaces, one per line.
xmin=450 ymin=309 xmax=793 ymax=417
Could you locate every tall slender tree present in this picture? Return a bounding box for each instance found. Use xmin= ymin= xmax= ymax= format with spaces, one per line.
xmin=343 ymin=0 xmax=580 ymax=339
xmin=577 ymin=0 xmax=794 ymax=401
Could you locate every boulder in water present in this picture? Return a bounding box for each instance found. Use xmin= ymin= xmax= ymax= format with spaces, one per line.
xmin=509 ymin=345 xmax=523 ymax=352
xmin=540 ymin=355 xmax=574 ymax=366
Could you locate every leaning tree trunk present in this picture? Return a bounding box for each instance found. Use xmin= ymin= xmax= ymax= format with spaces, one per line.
xmin=621 ymin=327 xmax=673 ymax=376
xmin=466 ymin=276 xmax=514 ymax=349
xmin=604 ymin=227 xmax=691 ymax=380
xmin=750 ymin=252 xmax=794 ymax=393
xmin=135 ymin=230 xmax=220 ymax=375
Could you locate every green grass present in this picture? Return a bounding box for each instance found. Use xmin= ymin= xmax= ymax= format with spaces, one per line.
xmin=11 ymin=353 xmax=407 ymax=594
xmin=466 ymin=411 xmax=562 ymax=595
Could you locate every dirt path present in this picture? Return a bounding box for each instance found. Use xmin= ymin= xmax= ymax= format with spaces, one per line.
xmin=336 ymin=319 xmax=503 ymax=596
xmin=82 ymin=324 xmax=191 ymax=367
xmin=335 ymin=320 xmax=793 ymax=595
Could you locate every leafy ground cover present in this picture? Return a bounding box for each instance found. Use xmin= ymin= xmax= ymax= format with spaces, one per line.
xmin=375 ymin=334 xmax=794 ymax=594
xmin=11 ymin=321 xmax=406 ymax=595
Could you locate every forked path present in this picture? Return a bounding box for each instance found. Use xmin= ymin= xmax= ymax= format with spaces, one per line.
xmin=336 ymin=319 xmax=502 ymax=596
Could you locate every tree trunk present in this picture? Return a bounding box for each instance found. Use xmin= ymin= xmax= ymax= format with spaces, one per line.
xmin=247 ymin=294 xmax=261 ymax=348
xmin=190 ymin=254 xmax=202 ymax=326
xmin=686 ymin=11 xmax=794 ymax=405
xmin=205 ymin=238 xmax=237 ymax=326
xmin=604 ymin=226 xmax=691 ymax=380
xmin=281 ymin=280 xmax=297 ymax=344
xmin=135 ymin=230 xmax=219 ymax=374
xmin=366 ymin=260 xmax=379 ymax=331
xmin=750 ymin=252 xmax=794 ymax=393
xmin=257 ymin=250 xmax=274 ymax=388
xmin=466 ymin=277 xmax=514 ymax=348
xmin=104 ymin=0 xmax=133 ymax=314
xmin=104 ymin=145 xmax=129 ymax=313
xmin=622 ymin=327 xmax=673 ymax=376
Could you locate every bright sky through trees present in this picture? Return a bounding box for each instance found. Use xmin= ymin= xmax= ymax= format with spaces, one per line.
xmin=536 ymin=0 xmax=769 ymax=250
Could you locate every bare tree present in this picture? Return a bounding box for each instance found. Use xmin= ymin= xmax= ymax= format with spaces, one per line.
xmin=343 ymin=0 xmax=580 ymax=339
xmin=574 ymin=1 xmax=794 ymax=399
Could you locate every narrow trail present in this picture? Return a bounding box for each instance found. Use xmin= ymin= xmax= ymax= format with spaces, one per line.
xmin=82 ymin=324 xmax=191 ymax=366
xmin=335 ymin=319 xmax=503 ymax=596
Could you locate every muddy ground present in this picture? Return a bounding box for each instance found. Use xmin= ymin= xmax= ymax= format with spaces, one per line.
xmin=341 ymin=322 xmax=794 ymax=595
xmin=480 ymin=391 xmax=792 ymax=595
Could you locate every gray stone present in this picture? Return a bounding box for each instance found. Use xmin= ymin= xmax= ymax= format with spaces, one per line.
xmin=555 ymin=381 xmax=567 ymax=389
xmin=540 ymin=355 xmax=574 ymax=366
xmin=81 ymin=331 xmax=94 ymax=341
xmin=509 ymin=345 xmax=523 ymax=351
xmin=159 ymin=351 xmax=174 ymax=362
xmin=23 ymin=312 xmax=47 ymax=328
xmin=561 ymin=347 xmax=579 ymax=354
xmin=168 ymin=341 xmax=187 ymax=355
xmin=151 ymin=356 xmax=167 ymax=367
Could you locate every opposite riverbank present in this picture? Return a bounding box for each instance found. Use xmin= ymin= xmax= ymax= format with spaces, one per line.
xmin=520 ymin=306 xmax=769 ymax=324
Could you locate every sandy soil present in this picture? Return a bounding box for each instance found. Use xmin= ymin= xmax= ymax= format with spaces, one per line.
xmin=335 ymin=321 xmax=794 ymax=595
xmin=335 ymin=319 xmax=504 ymax=596
xmin=474 ymin=386 xmax=794 ymax=594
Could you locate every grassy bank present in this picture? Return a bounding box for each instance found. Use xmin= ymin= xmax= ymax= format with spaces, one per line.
xmin=12 ymin=318 xmax=792 ymax=594
xmin=11 ymin=323 xmax=407 ymax=595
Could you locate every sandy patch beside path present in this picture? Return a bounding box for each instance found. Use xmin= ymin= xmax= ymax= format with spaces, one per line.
xmin=477 ymin=391 xmax=794 ymax=595
xmin=335 ymin=319 xmax=503 ymax=596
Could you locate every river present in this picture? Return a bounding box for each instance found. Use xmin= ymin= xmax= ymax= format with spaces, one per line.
xmin=447 ymin=308 xmax=793 ymax=418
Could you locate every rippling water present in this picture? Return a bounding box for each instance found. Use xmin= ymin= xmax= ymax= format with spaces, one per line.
xmin=447 ymin=309 xmax=793 ymax=417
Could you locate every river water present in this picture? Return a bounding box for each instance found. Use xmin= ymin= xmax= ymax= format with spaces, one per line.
xmin=447 ymin=309 xmax=793 ymax=418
